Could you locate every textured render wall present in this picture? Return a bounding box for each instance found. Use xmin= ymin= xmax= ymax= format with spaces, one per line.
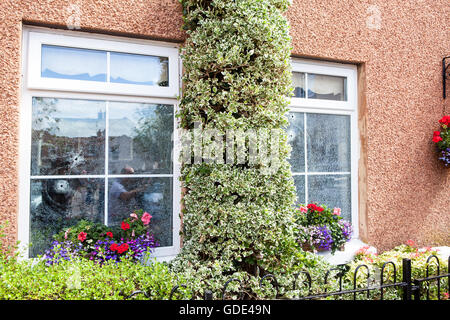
xmin=287 ymin=0 xmax=450 ymax=251
xmin=0 ymin=0 xmax=448 ymax=252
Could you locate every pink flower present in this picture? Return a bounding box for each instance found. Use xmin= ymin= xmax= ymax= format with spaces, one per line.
xmin=130 ymin=213 xmax=138 ymax=222
xmin=141 ymin=212 xmax=152 ymax=225
xmin=406 ymin=239 xmax=416 ymax=247
xmin=64 ymin=228 xmax=71 ymax=240
xmin=298 ymin=206 xmax=308 ymax=214
xmin=332 ymin=208 xmax=341 ymax=216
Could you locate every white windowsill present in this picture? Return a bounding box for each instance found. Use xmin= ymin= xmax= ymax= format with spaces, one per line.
xmin=316 ymin=238 xmax=374 ymax=265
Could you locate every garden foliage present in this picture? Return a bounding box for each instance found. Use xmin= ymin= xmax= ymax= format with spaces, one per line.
xmin=0 ymin=221 xmax=185 ymax=300
xmin=170 ymin=0 xmax=307 ymax=298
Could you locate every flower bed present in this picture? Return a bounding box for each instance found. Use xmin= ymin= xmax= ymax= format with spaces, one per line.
xmin=43 ymin=210 xmax=158 ymax=265
xmin=295 ymin=204 xmax=353 ymax=254
xmin=346 ymin=240 xmax=449 ymax=300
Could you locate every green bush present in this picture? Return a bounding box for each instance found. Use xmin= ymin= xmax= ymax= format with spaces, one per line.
xmin=170 ymin=0 xmax=310 ymax=299
xmin=0 ymin=254 xmax=187 ymax=300
xmin=345 ymin=242 xmax=449 ymax=300
xmin=0 ymin=222 xmax=187 ymax=300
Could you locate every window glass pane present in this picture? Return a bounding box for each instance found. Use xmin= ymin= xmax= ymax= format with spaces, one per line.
xmin=108 ymin=177 xmax=173 ymax=247
xmin=287 ymin=112 xmax=305 ymax=172
xmin=308 ymin=174 xmax=351 ymax=221
xmin=293 ymin=175 xmax=305 ymax=205
xmin=29 ymin=178 xmax=105 ymax=257
xmin=306 ymin=113 xmax=351 ymax=172
xmin=31 ymin=97 xmax=106 ymax=176
xmin=110 ymin=52 xmax=169 ymax=86
xmin=292 ymin=72 xmax=305 ymax=98
xmin=41 ymin=45 xmax=107 ymax=82
xmin=108 ymin=102 xmax=173 ymax=175
xmin=308 ymin=73 xmax=347 ymax=101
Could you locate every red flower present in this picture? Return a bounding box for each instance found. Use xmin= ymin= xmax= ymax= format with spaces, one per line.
xmin=106 ymin=232 xmax=113 ymax=238
xmin=121 ymin=221 xmax=130 ymax=231
xmin=110 ymin=243 xmax=119 ymax=251
xmin=439 ymin=115 xmax=450 ymax=127
xmin=307 ymin=203 xmax=324 ymax=212
xmin=77 ymin=231 xmax=87 ymax=242
xmin=117 ymin=243 xmax=129 ymax=254
xmin=433 ymin=135 xmax=443 ymax=143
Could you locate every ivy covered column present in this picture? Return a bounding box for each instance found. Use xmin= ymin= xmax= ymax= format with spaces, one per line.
xmin=171 ymin=0 xmax=304 ymax=298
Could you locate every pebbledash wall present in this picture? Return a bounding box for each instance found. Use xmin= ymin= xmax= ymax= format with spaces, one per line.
xmin=0 ymin=0 xmax=449 ymax=253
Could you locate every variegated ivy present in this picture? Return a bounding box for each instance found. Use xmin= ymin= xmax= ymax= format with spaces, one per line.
xmin=170 ymin=0 xmax=309 ymax=299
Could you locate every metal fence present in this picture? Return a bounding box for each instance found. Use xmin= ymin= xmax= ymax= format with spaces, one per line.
xmin=128 ymin=255 xmax=450 ymax=301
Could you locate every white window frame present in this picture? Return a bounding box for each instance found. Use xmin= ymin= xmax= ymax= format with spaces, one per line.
xmin=18 ymin=26 xmax=182 ymax=260
xmin=289 ymin=58 xmax=360 ymax=240
xmin=27 ymin=31 xmax=180 ymax=98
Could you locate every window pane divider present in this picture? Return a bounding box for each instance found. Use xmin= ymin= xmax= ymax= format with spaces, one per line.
xmin=304 ymin=112 xmax=308 ymax=204
xmin=105 ymin=100 xmax=110 ymax=225
xmin=30 ymin=173 xmax=174 ymax=179
xmin=291 ymin=172 xmax=351 ymax=176
xmin=106 ymin=51 xmax=111 ymax=83
xmin=108 ymin=174 xmax=174 ymax=178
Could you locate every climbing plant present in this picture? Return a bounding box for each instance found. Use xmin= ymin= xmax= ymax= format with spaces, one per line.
xmin=170 ymin=0 xmax=309 ymax=299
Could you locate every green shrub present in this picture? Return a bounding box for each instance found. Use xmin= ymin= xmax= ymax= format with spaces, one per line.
xmin=170 ymin=0 xmax=310 ymax=299
xmin=345 ymin=242 xmax=449 ymax=300
xmin=0 ymin=254 xmax=187 ymax=300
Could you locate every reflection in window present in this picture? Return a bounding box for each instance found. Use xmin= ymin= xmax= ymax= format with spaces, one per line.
xmin=29 ymin=178 xmax=104 ymax=257
xmin=287 ymin=112 xmax=351 ymax=219
xmin=308 ymin=74 xmax=347 ymax=101
xmin=292 ymin=72 xmax=305 ymax=98
xmin=287 ymin=112 xmax=305 ymax=172
xmin=108 ymin=102 xmax=173 ymax=174
xmin=41 ymin=45 xmax=170 ymax=87
xmin=308 ymin=174 xmax=352 ymax=221
xmin=110 ymin=52 xmax=169 ymax=86
xmin=293 ymin=175 xmax=305 ymax=204
xmin=41 ymin=45 xmax=107 ymax=82
xmin=31 ymin=97 xmax=106 ymax=176
xmin=108 ymin=177 xmax=173 ymax=247
xmin=306 ymin=113 xmax=351 ymax=172
xmin=29 ymin=97 xmax=174 ymax=257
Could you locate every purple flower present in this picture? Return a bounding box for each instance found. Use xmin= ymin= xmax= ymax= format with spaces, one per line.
xmin=43 ymin=240 xmax=83 ymax=266
xmin=42 ymin=233 xmax=158 ymax=266
xmin=316 ymin=225 xmax=333 ymax=251
xmin=338 ymin=220 xmax=353 ymax=241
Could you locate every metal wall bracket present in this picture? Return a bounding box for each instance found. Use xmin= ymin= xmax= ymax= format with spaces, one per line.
xmin=443 ymin=56 xmax=450 ymax=99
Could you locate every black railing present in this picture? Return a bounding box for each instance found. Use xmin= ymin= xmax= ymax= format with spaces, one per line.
xmin=127 ymin=255 xmax=449 ymax=301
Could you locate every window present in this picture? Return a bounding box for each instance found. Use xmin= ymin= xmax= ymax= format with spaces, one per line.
xmin=19 ymin=28 xmax=181 ymax=259
xmin=288 ymin=59 xmax=359 ymax=237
